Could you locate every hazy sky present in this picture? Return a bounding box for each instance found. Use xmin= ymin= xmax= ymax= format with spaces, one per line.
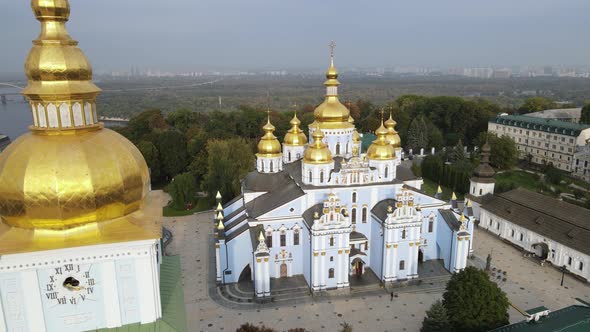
xmin=1 ymin=0 xmax=589 ymax=73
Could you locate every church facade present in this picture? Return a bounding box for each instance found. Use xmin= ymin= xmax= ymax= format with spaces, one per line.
xmin=215 ymin=50 xmax=475 ymax=297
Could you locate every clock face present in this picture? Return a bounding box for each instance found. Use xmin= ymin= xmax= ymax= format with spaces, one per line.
xmin=42 ymin=263 xmax=96 ymax=307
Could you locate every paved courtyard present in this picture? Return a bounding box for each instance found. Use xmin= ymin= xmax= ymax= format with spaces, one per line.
xmin=163 ymin=209 xmax=590 ymax=332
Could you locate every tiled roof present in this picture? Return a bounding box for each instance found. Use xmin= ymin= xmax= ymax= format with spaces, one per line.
xmin=481 ymin=188 xmax=590 ymax=255
xmin=490 ymin=304 xmax=590 ymax=332
xmin=371 ymin=199 xmax=397 ymax=222
xmin=490 ymin=114 xmax=590 ymax=137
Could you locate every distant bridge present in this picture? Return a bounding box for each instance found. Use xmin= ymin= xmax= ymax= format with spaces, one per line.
xmin=0 ymin=83 xmax=25 ymax=104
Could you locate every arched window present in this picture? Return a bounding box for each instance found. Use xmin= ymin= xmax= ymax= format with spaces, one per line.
xmin=288 ymin=151 xmax=292 ymax=161
xmin=266 ymin=233 xmax=273 ymax=248
xmin=428 ymin=220 xmax=434 ymax=233
xmin=270 ymin=161 xmax=274 ymax=172
xmin=580 ymin=262 xmax=584 ymax=271
xmin=385 ymin=166 xmax=389 ymax=178
xmin=328 ymin=268 xmax=335 ymax=278
xmin=308 ymin=171 xmax=312 ymax=182
xmin=293 ymin=230 xmax=300 ymax=245
xmin=399 ymin=260 xmax=405 ymax=270
xmin=473 ymin=187 xmax=476 ymax=194
xmin=280 ymin=233 xmax=286 ymax=246
xmin=320 ymin=171 xmax=324 ymax=183
xmin=352 ymin=192 xmax=357 ymax=203
xmin=351 ymin=208 xmax=357 ymax=224
xmin=336 ymin=143 xmax=341 ymax=155
xmin=479 ymin=188 xmax=483 ymax=195
xmin=401 ymin=229 xmax=406 ymax=239
xmin=362 ymin=207 xmax=367 ymax=223
xmin=329 ymin=236 xmax=335 ymax=246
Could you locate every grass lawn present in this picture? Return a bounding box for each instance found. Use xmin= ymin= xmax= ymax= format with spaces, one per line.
xmin=423 ymin=178 xmax=464 ymax=201
xmin=495 ymin=170 xmax=541 ymax=192
xmin=162 ymin=198 xmax=212 ymax=217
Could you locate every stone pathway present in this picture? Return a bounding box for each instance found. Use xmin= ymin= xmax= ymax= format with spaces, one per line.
xmin=163 ymin=209 xmax=590 ymax=331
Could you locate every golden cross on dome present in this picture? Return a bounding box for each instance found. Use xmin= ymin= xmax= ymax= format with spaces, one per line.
xmin=380 ymin=108 xmax=385 ymax=122
xmin=329 ymin=41 xmax=336 ymax=58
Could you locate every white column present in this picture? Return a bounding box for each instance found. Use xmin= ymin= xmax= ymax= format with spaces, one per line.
xmin=263 ymin=258 xmax=270 ymax=296
xmin=320 ymin=253 xmax=326 ymax=289
xmin=135 ymin=256 xmax=159 ymax=324
xmin=391 ymin=246 xmax=398 ymax=279
xmin=215 ymin=244 xmax=222 ymax=282
xmin=0 ymin=283 xmax=6 ymax=332
xmin=255 ymin=259 xmax=263 ymax=297
xmin=102 ymin=261 xmax=122 ymax=328
xmin=22 ymin=270 xmax=47 ymax=332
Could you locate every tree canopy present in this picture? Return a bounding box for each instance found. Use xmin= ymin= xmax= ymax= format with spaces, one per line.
xmin=442 ymin=267 xmax=509 ymax=332
xmin=580 ymin=103 xmax=590 ymax=124
xmin=476 ymin=133 xmax=518 ymax=170
xmin=421 ymin=300 xmax=450 ymax=332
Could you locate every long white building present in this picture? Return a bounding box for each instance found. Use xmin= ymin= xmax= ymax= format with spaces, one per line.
xmin=214 ymin=50 xmax=474 ymax=298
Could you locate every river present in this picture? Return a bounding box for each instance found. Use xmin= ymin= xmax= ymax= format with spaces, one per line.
xmin=0 ymin=101 xmax=31 ymax=141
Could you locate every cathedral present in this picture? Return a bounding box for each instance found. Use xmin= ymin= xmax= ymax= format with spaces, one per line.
xmin=0 ymin=1 xmax=172 ymax=331
xmin=215 ymin=48 xmax=475 ymax=297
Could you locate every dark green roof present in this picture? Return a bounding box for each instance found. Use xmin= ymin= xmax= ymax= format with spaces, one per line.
xmin=361 ymin=133 xmax=376 ymax=152
xmin=490 ymin=305 xmax=590 ymax=332
xmin=90 ymin=255 xmax=187 ymax=332
xmin=490 ymin=114 xmax=590 ymax=137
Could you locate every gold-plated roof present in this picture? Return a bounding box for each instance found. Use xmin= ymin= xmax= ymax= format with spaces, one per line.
xmin=366 ymin=120 xmax=396 ymax=160
xmin=283 ymin=112 xmax=308 ymax=146
xmin=303 ymin=126 xmax=333 ymax=164
xmin=24 ymin=0 xmax=100 ymax=104
xmin=353 ymin=130 xmax=361 ymax=142
xmin=0 ymin=128 xmax=150 ymax=229
xmin=0 ymin=190 xmax=163 ymax=255
xmin=0 ymin=0 xmax=158 ymax=249
xmin=384 ymin=113 xmax=402 ymax=148
xmin=257 ymin=114 xmax=282 ymax=156
xmin=313 ymin=44 xmax=351 ymax=128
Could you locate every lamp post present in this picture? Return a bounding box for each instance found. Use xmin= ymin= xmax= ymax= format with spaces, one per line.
xmin=560 ymin=265 xmax=567 ymax=286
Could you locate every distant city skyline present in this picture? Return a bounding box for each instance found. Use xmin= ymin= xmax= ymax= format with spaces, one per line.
xmin=2 ymin=0 xmax=590 ymax=74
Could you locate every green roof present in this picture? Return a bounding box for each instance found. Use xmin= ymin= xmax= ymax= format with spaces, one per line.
xmin=490 ymin=305 xmax=590 ymax=332
xmin=90 ymin=255 xmax=187 ymax=332
xmin=526 ymin=306 xmax=549 ymax=315
xmin=490 ymin=114 xmax=590 ymax=137
xmin=361 ymin=133 xmax=376 ymax=152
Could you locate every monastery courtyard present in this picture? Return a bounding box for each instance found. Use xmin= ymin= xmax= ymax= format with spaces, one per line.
xmin=164 ymin=210 xmax=590 ymax=332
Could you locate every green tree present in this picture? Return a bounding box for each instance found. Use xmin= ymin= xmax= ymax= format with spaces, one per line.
xmin=477 ymin=133 xmax=517 ymax=170
xmin=137 ymin=140 xmax=161 ymax=181
xmin=443 ymin=266 xmax=509 ymax=332
xmin=580 ymin=103 xmax=590 ymax=124
xmin=407 ymin=115 xmax=429 ymax=151
xmin=166 ymin=109 xmax=198 ymax=133
xmin=236 ymin=323 xmax=276 ymax=332
xmin=157 ymin=130 xmax=189 ymax=179
xmin=544 ymin=164 xmax=563 ymax=185
xmin=167 ymin=172 xmax=197 ymax=210
xmin=518 ymin=97 xmax=556 ymax=114
xmin=421 ymin=300 xmax=450 ymax=332
xmin=202 ymin=138 xmax=255 ymax=203
xmin=126 ymin=109 xmax=168 ymax=142
xmin=427 ymin=122 xmax=444 ymax=150
xmin=448 ymin=140 xmax=466 ymax=163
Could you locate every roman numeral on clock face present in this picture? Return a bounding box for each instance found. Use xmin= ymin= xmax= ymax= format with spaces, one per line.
xmin=46 ymin=284 xmax=54 ymax=291
xmin=57 ymin=297 xmax=66 ymax=305
xmin=45 ymin=292 xmax=58 ymax=300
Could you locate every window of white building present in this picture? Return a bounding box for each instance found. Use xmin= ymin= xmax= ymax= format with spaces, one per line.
xmin=329 ymin=268 xmax=335 ymax=278
xmin=293 ymin=230 xmax=299 ymax=245
xmin=399 ymin=260 xmax=405 ymax=270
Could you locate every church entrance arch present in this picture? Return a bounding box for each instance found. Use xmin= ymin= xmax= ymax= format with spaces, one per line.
xmin=280 ymin=263 xmax=288 ymax=278
xmin=351 ymin=258 xmax=365 ymax=277
xmin=238 ymin=264 xmax=252 ymax=282
xmin=532 ymin=242 xmax=549 ymax=260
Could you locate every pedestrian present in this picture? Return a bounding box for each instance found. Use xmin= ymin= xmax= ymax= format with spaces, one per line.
xmin=390 ymin=291 xmax=393 ymax=301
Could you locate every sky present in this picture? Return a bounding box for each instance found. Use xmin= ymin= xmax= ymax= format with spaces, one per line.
xmin=1 ymin=0 xmax=589 ymax=73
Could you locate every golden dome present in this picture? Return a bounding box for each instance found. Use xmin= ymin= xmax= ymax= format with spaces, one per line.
xmin=353 ymin=130 xmax=361 ymax=142
xmin=313 ymin=45 xmax=352 ymax=129
xmin=384 ymin=113 xmax=402 ymax=148
xmin=303 ymin=126 xmax=333 ymax=164
xmin=367 ymin=121 xmax=396 ymax=160
xmin=284 ymin=112 xmax=308 ymax=146
xmin=24 ymin=0 xmax=100 ymax=99
xmin=0 ymin=0 xmax=152 ymax=232
xmin=257 ymin=115 xmax=282 ymax=156
xmin=0 ymin=128 xmax=150 ymax=229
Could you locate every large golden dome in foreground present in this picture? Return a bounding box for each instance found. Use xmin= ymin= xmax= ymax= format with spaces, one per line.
xmin=0 ymin=128 xmax=149 ymax=229
xmin=313 ymin=49 xmax=352 ymax=129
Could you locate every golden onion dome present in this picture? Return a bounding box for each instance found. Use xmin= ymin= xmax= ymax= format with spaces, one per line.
xmin=0 ymin=0 xmax=151 ymax=231
xmin=384 ymin=113 xmax=402 ymax=148
xmin=284 ymin=112 xmax=308 ymax=146
xmin=257 ymin=115 xmax=282 ymax=156
xmin=367 ymin=121 xmax=396 ymax=160
xmin=303 ymin=126 xmax=333 ymax=164
xmin=0 ymin=129 xmax=150 ymax=229
xmin=313 ymin=45 xmax=352 ymax=129
xmin=353 ymin=130 xmax=361 ymax=142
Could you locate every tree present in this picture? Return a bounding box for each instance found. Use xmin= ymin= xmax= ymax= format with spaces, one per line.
xmin=339 ymin=322 xmax=353 ymax=332
xmin=477 ymin=133 xmax=517 ymax=170
xmin=421 ymin=300 xmax=450 ymax=332
xmin=544 ymin=164 xmax=563 ymax=185
xmin=157 ymin=130 xmax=189 ymax=179
xmin=407 ymin=115 xmax=429 ymax=151
xmin=126 ymin=109 xmax=168 ymax=142
xmin=518 ymin=97 xmax=556 ymax=114
xmin=580 ymin=103 xmax=590 ymax=124
xmin=448 ymin=140 xmax=466 ymax=163
xmin=236 ymin=323 xmax=276 ymax=332
xmin=202 ymin=138 xmax=255 ymax=204
xmin=442 ymin=266 xmax=509 ymax=332
xmin=167 ymin=172 xmax=197 ymax=210
xmin=137 ymin=140 xmax=161 ymax=182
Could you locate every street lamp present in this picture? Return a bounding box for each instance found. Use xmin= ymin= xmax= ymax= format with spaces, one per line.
xmin=560 ymin=265 xmax=567 ymax=286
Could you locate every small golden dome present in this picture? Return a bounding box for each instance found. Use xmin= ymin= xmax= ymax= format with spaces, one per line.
xmin=0 ymin=129 xmax=150 ymax=229
xmin=284 ymin=112 xmax=308 ymax=146
xmin=384 ymin=113 xmax=402 ymax=148
xmin=257 ymin=115 xmax=282 ymax=156
xmin=367 ymin=121 xmax=396 ymax=160
xmin=303 ymin=126 xmax=333 ymax=164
